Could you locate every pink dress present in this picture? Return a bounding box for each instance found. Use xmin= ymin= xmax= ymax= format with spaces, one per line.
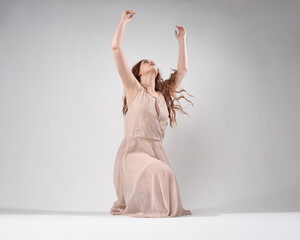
xmin=110 ymin=85 xmax=192 ymax=218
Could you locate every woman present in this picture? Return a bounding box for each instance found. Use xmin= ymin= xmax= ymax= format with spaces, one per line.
xmin=110 ymin=9 xmax=193 ymax=218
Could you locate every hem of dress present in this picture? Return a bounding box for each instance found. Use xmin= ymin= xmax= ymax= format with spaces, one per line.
xmin=110 ymin=201 xmax=192 ymax=218
xmin=110 ymin=210 xmax=192 ymax=218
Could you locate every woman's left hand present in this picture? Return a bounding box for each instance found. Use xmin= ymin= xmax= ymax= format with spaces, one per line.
xmin=175 ymin=25 xmax=186 ymax=41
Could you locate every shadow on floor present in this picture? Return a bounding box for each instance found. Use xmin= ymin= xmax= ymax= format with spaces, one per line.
xmin=0 ymin=208 xmax=222 ymax=217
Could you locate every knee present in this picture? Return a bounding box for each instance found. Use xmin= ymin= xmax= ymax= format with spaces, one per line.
xmin=144 ymin=162 xmax=173 ymax=179
xmin=156 ymin=163 xmax=173 ymax=178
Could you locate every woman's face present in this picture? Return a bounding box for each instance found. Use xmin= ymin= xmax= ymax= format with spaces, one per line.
xmin=139 ymin=59 xmax=157 ymax=76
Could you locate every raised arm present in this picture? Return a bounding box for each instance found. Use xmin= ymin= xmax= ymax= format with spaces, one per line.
xmin=173 ymin=25 xmax=188 ymax=90
xmin=111 ymin=10 xmax=139 ymax=92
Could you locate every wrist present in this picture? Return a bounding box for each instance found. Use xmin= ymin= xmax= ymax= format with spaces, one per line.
xmin=120 ymin=19 xmax=127 ymax=25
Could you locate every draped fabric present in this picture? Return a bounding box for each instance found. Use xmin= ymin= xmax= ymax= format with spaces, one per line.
xmin=110 ymin=86 xmax=192 ymax=218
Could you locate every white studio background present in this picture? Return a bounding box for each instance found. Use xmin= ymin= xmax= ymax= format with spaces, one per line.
xmin=0 ymin=0 xmax=299 ymax=214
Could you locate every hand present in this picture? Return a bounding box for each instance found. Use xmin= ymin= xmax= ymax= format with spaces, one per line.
xmin=174 ymin=25 xmax=186 ymax=41
xmin=121 ymin=9 xmax=136 ymax=24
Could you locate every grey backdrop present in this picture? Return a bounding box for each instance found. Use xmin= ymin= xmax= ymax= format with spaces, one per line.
xmin=0 ymin=0 xmax=299 ymax=214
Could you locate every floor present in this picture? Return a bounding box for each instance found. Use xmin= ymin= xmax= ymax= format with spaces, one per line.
xmin=0 ymin=209 xmax=299 ymax=240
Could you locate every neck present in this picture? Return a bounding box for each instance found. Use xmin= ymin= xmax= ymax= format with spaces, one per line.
xmin=140 ymin=73 xmax=156 ymax=93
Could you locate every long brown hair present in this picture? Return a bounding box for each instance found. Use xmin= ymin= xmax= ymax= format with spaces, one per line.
xmin=122 ymin=59 xmax=194 ymax=128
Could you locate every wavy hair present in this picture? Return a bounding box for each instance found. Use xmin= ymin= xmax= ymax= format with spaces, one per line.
xmin=122 ymin=59 xmax=194 ymax=128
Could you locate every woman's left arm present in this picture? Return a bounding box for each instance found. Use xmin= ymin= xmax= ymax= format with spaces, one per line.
xmin=174 ymin=25 xmax=188 ymax=90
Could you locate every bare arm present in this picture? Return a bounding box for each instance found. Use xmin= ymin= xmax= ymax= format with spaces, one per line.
xmin=111 ymin=10 xmax=139 ymax=93
xmin=174 ymin=25 xmax=188 ymax=90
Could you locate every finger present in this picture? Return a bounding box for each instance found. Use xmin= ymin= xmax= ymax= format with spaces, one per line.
xmin=128 ymin=12 xmax=135 ymax=19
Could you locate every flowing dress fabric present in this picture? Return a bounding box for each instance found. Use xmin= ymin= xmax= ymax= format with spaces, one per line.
xmin=110 ymin=86 xmax=192 ymax=218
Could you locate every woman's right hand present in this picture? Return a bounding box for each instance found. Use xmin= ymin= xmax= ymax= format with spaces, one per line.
xmin=121 ymin=9 xmax=136 ymax=24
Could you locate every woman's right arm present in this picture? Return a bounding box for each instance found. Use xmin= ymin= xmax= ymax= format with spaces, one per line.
xmin=111 ymin=10 xmax=139 ymax=92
